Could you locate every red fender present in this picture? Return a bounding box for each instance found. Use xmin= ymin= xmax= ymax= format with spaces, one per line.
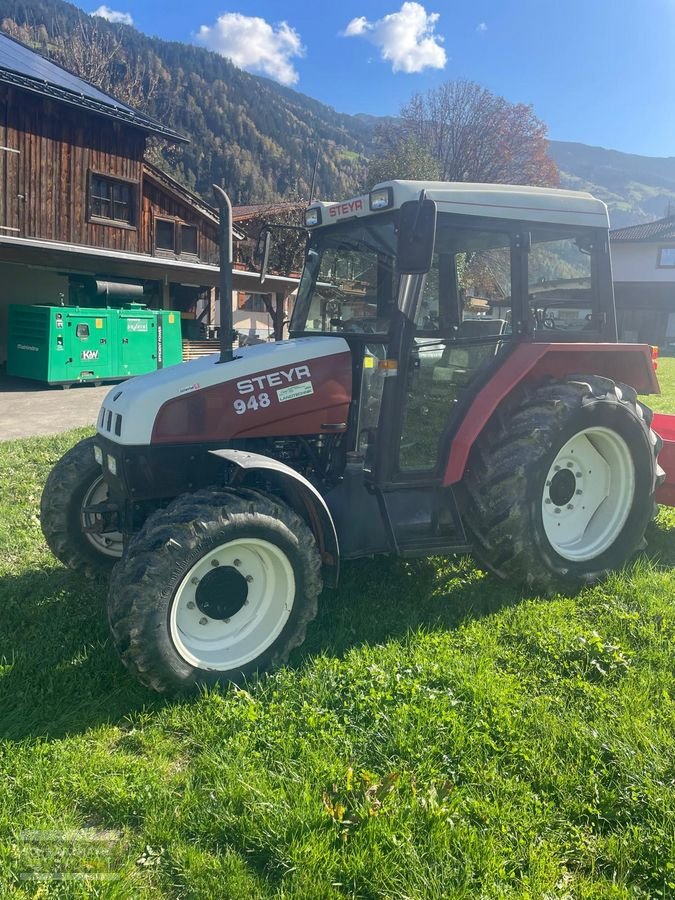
xmin=443 ymin=342 xmax=659 ymax=486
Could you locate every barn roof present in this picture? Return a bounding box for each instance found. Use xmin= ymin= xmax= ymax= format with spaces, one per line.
xmin=0 ymin=31 xmax=186 ymax=143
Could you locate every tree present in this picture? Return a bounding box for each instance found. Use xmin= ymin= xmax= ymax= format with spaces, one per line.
xmin=367 ymin=136 xmax=440 ymax=186
xmin=370 ymin=80 xmax=558 ymax=187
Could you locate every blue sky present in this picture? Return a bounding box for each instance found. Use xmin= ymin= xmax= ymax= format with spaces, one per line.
xmin=87 ymin=1 xmax=675 ymax=157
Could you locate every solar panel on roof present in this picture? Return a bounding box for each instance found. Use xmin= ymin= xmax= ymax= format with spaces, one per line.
xmin=0 ymin=32 xmax=186 ymax=142
xmin=0 ymin=32 xmax=138 ymax=112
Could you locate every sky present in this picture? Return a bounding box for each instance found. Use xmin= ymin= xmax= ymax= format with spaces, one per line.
xmin=85 ymin=0 xmax=675 ymax=158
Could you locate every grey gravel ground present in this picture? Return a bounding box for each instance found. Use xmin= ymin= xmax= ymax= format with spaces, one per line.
xmin=0 ymin=375 xmax=110 ymax=441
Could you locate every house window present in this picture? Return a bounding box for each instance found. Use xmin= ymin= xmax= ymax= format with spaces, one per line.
xmin=238 ymin=293 xmax=269 ymax=313
xmin=89 ymin=174 xmax=136 ymax=225
xmin=658 ymin=247 xmax=675 ymax=267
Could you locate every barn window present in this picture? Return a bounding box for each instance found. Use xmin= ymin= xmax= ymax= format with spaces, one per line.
xmin=155 ymin=218 xmax=175 ymax=252
xmin=181 ymin=224 xmax=198 ymax=256
xmin=89 ymin=173 xmax=136 ymax=225
xmin=154 ymin=218 xmax=199 ymax=258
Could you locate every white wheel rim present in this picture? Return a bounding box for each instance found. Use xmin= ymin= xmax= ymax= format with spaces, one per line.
xmin=81 ymin=476 xmax=123 ymax=558
xmin=542 ymin=426 xmax=635 ymax=562
xmin=169 ymin=538 xmax=295 ymax=671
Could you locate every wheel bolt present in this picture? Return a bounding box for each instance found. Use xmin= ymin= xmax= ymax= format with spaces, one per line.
xmin=211 ymin=559 xmax=219 ymax=567
xmin=224 ymin=617 xmax=230 ymax=623
xmin=191 ymin=577 xmax=199 ymax=585
xmin=545 ymin=498 xmax=551 ymax=504
xmin=576 ymin=489 xmax=582 ymax=496
xmin=233 ymin=559 xmax=242 ymax=567
xmin=186 ymin=601 xmax=195 ymax=609
xmin=546 ymin=480 xmax=551 ymax=487
xmin=246 ymin=575 xmax=253 ymax=583
xmin=567 ymin=504 xmax=574 ymax=510
xmin=567 ymin=462 xmax=573 ymax=468
xmin=576 ymin=472 xmax=582 ymax=478
xmin=199 ymin=617 xmax=208 ymax=625
xmin=554 ymin=507 xmax=561 ymax=514
xmin=554 ymin=465 xmax=561 ymax=471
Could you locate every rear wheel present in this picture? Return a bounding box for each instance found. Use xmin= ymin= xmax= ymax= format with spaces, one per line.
xmin=40 ymin=436 xmax=123 ymax=577
xmin=107 ymin=488 xmax=322 ymax=693
xmin=464 ymin=376 xmax=662 ymax=593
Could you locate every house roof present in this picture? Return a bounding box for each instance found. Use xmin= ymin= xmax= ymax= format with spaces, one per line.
xmin=610 ymin=215 xmax=675 ymax=242
xmin=232 ymin=202 xmax=303 ymax=222
xmin=0 ymin=32 xmax=187 ymax=143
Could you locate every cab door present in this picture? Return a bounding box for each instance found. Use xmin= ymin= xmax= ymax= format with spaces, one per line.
xmin=380 ymin=220 xmax=517 ymax=483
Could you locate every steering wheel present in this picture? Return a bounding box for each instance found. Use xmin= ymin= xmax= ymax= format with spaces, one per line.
xmin=336 ymin=318 xmax=377 ymax=334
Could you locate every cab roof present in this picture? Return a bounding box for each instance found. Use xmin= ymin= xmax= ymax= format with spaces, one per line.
xmin=309 ymin=180 xmax=609 ymax=230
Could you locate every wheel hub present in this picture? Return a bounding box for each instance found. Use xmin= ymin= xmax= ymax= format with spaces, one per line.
xmin=170 ymin=538 xmax=296 ymax=671
xmin=548 ymin=467 xmax=576 ymax=507
xmin=541 ymin=426 xmax=635 ymax=562
xmin=195 ymin=566 xmax=248 ymax=620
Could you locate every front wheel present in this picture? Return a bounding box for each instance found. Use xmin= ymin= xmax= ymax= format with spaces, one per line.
xmin=464 ymin=376 xmax=663 ymax=593
xmin=40 ymin=436 xmax=123 ymax=577
xmin=107 ymin=488 xmax=322 ymax=693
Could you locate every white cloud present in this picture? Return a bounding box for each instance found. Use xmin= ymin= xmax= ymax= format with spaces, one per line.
xmin=196 ymin=13 xmax=304 ymax=86
xmin=342 ymin=2 xmax=446 ymax=74
xmin=476 ymin=22 xmax=488 ymax=33
xmin=91 ymin=5 xmax=133 ymax=26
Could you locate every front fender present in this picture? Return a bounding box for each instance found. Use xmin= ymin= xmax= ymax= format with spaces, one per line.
xmin=209 ymin=449 xmax=340 ymax=586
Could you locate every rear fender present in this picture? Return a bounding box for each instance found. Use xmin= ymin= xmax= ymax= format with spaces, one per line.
xmin=444 ymin=342 xmax=659 ymax=486
xmin=209 ymin=449 xmax=339 ymax=586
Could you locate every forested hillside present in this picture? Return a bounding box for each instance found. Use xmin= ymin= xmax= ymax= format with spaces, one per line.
xmin=2 ymin=0 xmax=674 ymax=224
xmin=0 ymin=0 xmax=373 ymax=203
xmin=549 ymin=141 xmax=675 ymax=228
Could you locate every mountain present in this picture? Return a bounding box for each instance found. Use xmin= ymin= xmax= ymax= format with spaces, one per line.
xmin=1 ymin=0 xmax=674 ymax=225
xmin=0 ymin=0 xmax=374 ymax=204
xmin=549 ymin=141 xmax=675 ymax=228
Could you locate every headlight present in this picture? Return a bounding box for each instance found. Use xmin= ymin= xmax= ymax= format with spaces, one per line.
xmin=304 ymin=207 xmax=321 ymax=227
xmin=106 ymin=454 xmax=117 ymax=476
xmin=369 ymin=187 xmax=393 ymax=211
xmin=94 ymin=445 xmax=103 ymax=465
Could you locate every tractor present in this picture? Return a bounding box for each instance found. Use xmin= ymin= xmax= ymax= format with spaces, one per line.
xmin=41 ymin=180 xmax=670 ymax=693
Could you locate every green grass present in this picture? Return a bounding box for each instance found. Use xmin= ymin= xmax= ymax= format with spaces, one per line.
xmin=1 ymin=415 xmax=675 ymax=896
xmin=643 ymin=356 xmax=675 ymax=414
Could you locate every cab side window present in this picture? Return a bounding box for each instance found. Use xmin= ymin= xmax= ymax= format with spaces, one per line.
xmin=528 ymin=229 xmax=598 ymax=334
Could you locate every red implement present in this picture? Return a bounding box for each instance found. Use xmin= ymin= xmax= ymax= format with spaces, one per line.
xmin=653 ymin=413 xmax=675 ymax=505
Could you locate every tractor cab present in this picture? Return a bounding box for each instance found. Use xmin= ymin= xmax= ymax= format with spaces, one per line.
xmin=292 ymin=181 xmax=618 ymax=486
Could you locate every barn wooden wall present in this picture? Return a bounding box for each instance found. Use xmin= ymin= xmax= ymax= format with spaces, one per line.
xmin=0 ymin=85 xmax=216 ymax=264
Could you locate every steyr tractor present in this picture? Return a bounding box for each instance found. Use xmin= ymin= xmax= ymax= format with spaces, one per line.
xmin=41 ymin=180 xmax=673 ymax=693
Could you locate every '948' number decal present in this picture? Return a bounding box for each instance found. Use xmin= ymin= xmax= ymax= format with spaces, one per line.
xmin=233 ymin=393 xmax=271 ymax=415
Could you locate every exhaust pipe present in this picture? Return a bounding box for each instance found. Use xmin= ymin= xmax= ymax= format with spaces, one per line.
xmin=212 ymin=184 xmax=235 ymax=364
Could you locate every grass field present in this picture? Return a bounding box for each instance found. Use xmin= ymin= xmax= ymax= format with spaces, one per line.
xmin=0 ymin=365 xmax=674 ymax=897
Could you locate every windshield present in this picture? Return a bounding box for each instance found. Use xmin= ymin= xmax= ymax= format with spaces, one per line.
xmin=290 ymin=215 xmax=397 ymax=335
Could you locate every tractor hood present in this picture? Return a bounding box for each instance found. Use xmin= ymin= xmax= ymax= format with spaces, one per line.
xmin=97 ymin=337 xmax=353 ymax=446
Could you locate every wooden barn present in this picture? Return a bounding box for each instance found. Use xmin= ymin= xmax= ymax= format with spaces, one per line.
xmin=0 ymin=32 xmax=296 ymax=365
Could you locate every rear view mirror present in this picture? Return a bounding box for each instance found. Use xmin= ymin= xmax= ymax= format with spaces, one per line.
xmin=397 ymin=198 xmax=437 ymax=274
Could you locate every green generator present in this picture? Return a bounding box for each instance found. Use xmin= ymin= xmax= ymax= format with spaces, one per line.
xmin=7 ymin=304 xmax=183 ymax=385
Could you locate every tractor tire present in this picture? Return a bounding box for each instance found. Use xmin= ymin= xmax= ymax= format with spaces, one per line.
xmin=40 ymin=436 xmax=123 ymax=577
xmin=464 ymin=376 xmax=663 ymax=593
xmin=107 ymin=488 xmax=323 ymax=693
